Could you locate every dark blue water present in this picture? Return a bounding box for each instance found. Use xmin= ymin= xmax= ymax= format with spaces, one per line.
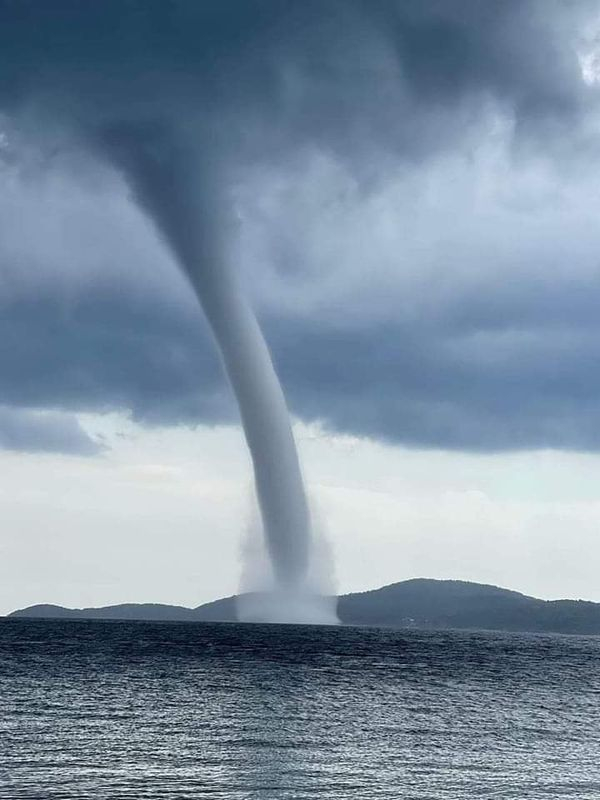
xmin=1 ymin=620 xmax=599 ymax=799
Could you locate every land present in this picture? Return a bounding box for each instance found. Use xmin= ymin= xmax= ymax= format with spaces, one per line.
xmin=7 ymin=579 xmax=600 ymax=635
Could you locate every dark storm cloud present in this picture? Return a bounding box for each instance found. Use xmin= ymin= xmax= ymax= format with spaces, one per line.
xmin=4 ymin=265 xmax=600 ymax=453
xmin=270 ymin=300 xmax=600 ymax=453
xmin=0 ymin=0 xmax=590 ymax=158
xmin=1 ymin=0 xmax=600 ymax=452
xmin=0 ymin=405 xmax=102 ymax=456
xmin=0 ymin=292 xmax=233 ymax=426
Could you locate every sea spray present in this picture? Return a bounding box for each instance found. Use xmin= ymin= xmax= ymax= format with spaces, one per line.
xmin=237 ymin=490 xmax=338 ymax=623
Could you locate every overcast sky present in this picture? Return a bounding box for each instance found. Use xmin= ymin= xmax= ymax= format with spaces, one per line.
xmin=2 ymin=0 xmax=600 ymax=613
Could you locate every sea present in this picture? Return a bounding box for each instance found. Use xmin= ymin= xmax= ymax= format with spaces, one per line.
xmin=1 ymin=619 xmax=599 ymax=799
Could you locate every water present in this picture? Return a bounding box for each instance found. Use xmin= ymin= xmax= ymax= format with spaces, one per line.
xmin=1 ymin=620 xmax=599 ymax=799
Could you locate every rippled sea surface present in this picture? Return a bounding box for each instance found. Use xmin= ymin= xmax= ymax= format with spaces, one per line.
xmin=1 ymin=620 xmax=600 ymax=799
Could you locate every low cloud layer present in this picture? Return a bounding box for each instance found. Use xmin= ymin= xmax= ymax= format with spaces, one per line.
xmin=1 ymin=1 xmax=600 ymax=452
xmin=0 ymin=406 xmax=101 ymax=456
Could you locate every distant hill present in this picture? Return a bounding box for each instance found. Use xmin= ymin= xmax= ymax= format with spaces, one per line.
xmin=338 ymin=580 xmax=600 ymax=634
xmin=9 ymin=602 xmax=199 ymax=621
xmin=7 ymin=600 xmax=233 ymax=623
xmin=7 ymin=579 xmax=600 ymax=635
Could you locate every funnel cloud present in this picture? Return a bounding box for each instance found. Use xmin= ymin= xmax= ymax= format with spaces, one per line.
xmin=101 ymin=124 xmax=326 ymax=616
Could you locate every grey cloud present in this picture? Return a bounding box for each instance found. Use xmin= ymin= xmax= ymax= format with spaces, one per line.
xmin=0 ymin=293 xmax=234 ymax=427
xmin=3 ymin=268 xmax=600 ymax=452
xmin=0 ymin=405 xmax=102 ymax=456
xmin=270 ymin=310 xmax=600 ymax=452
xmin=1 ymin=1 xmax=600 ymax=453
xmin=0 ymin=0 xmax=594 ymax=162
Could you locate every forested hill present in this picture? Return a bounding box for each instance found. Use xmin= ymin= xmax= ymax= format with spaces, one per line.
xmin=8 ymin=579 xmax=600 ymax=635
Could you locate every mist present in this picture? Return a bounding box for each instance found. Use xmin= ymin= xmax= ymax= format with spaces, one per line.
xmin=237 ymin=490 xmax=338 ymax=624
